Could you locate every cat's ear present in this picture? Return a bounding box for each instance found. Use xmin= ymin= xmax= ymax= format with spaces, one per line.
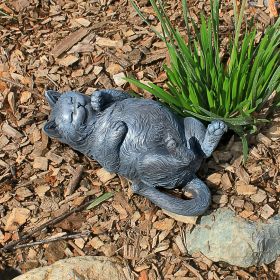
xmin=43 ymin=121 xmax=61 ymax=138
xmin=45 ymin=90 xmax=61 ymax=108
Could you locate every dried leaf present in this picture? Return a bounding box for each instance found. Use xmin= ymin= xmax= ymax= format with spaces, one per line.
xmin=96 ymin=37 xmax=123 ymax=48
xmin=33 ymin=157 xmax=49 ymax=171
xmin=113 ymin=72 xmax=127 ymax=86
xmin=58 ymin=55 xmax=79 ymax=67
xmin=7 ymin=92 xmax=16 ymax=114
xmin=5 ymin=208 xmax=31 ymax=231
xmin=10 ymin=0 xmax=29 ymax=12
xmin=206 ymin=173 xmax=222 ymax=187
xmin=75 ymin=18 xmax=91 ymax=27
xmin=2 ymin=123 xmax=23 ymax=139
xmin=221 ymin=173 xmax=233 ymax=190
xmin=153 ymin=218 xmax=174 ymax=231
xmin=138 ymin=270 xmax=148 ymax=280
xmin=163 ymin=209 xmax=197 ymax=224
xmin=20 ymin=91 xmax=32 ymax=104
xmin=236 ymin=181 xmax=257 ymax=195
xmin=260 ymin=204 xmax=274 ymax=219
xmin=96 ymin=168 xmax=116 ymax=184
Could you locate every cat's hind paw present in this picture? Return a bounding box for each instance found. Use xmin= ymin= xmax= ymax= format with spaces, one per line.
xmin=201 ymin=120 xmax=227 ymax=158
xmin=207 ymin=120 xmax=227 ymax=137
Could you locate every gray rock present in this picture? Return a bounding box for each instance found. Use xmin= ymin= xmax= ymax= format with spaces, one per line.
xmin=13 ymin=256 xmax=127 ymax=280
xmin=184 ymin=208 xmax=280 ymax=267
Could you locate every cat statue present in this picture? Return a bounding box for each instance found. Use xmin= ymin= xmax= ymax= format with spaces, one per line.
xmin=44 ymin=89 xmax=227 ymax=216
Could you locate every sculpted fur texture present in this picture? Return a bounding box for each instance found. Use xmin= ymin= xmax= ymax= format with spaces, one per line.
xmin=44 ymin=89 xmax=227 ymax=216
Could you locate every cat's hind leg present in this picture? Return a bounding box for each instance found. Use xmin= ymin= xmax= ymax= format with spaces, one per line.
xmin=184 ymin=117 xmax=227 ymax=158
xmin=184 ymin=117 xmax=206 ymax=146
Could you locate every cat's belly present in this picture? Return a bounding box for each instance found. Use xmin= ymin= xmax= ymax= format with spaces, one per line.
xmin=102 ymin=99 xmax=186 ymax=178
xmin=110 ymin=99 xmax=184 ymax=151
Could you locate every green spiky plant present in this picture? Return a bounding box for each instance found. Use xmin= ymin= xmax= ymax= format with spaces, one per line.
xmin=126 ymin=0 xmax=280 ymax=159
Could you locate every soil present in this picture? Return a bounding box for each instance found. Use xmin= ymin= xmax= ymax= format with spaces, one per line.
xmin=0 ymin=0 xmax=279 ymax=279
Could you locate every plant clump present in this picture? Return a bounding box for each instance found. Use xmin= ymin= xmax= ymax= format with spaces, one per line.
xmin=127 ymin=0 xmax=280 ymax=157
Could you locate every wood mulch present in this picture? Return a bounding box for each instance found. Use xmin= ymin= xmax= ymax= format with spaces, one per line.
xmin=0 ymin=0 xmax=279 ymax=279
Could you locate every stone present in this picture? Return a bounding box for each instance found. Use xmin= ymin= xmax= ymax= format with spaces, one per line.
xmin=14 ymin=256 xmax=127 ymax=280
xmin=100 ymin=243 xmax=117 ymax=257
xmin=184 ymin=208 xmax=280 ymax=267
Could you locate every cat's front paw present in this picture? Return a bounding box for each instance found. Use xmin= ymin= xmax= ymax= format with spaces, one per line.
xmin=91 ymin=91 xmax=104 ymax=111
xmin=207 ymin=120 xmax=227 ymax=137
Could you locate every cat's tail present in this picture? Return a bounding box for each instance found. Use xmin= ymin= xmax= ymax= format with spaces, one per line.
xmin=133 ymin=178 xmax=211 ymax=216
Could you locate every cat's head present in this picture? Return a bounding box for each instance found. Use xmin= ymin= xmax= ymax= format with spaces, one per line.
xmin=43 ymin=90 xmax=96 ymax=148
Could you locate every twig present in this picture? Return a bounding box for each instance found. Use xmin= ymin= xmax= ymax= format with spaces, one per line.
xmin=68 ymin=240 xmax=86 ymax=256
xmin=0 ymin=9 xmax=9 ymax=16
xmin=0 ymin=77 xmax=41 ymax=98
xmin=12 ymin=231 xmax=91 ymax=250
xmin=46 ymin=74 xmax=60 ymax=89
xmin=0 ymin=196 xmax=98 ymax=252
xmin=183 ymin=262 xmax=204 ymax=280
xmin=0 ymin=77 xmax=25 ymax=88
xmin=64 ymin=165 xmax=84 ymax=196
xmin=103 ymin=50 xmax=131 ymax=68
xmin=0 ymin=169 xmax=11 ymax=182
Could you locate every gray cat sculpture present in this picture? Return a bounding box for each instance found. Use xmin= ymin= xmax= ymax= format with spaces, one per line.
xmin=44 ymin=89 xmax=227 ymax=216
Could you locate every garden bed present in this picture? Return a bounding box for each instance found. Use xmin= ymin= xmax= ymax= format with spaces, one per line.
xmin=0 ymin=0 xmax=279 ymax=279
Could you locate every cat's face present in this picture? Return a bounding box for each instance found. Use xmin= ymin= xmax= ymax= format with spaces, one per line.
xmin=44 ymin=91 xmax=96 ymax=146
